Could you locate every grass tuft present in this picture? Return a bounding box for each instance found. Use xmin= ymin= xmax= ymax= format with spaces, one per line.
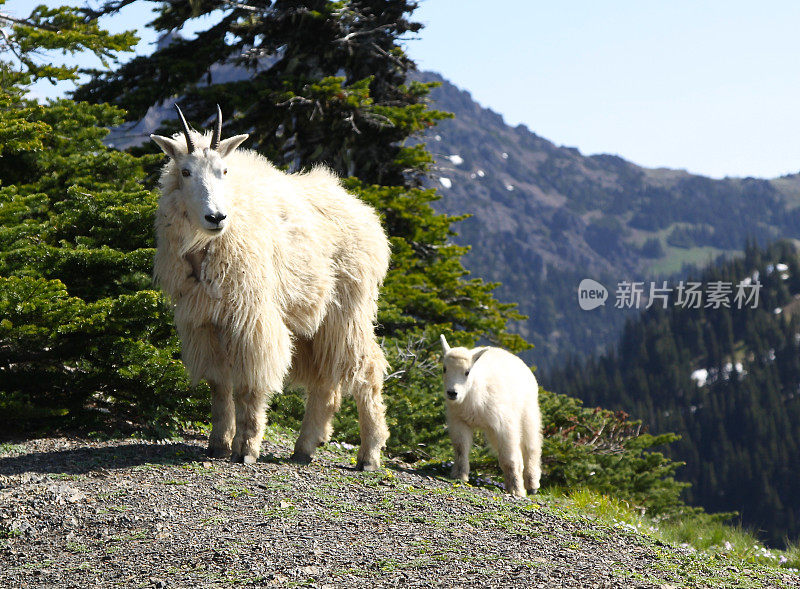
xmin=555 ymin=487 xmax=800 ymax=571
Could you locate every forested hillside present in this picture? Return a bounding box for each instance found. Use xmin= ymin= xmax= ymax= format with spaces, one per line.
xmin=547 ymin=240 xmax=800 ymax=548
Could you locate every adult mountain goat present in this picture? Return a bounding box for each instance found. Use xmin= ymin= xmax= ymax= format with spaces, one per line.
xmin=151 ymin=106 xmax=390 ymax=469
xmin=440 ymin=335 xmax=542 ymax=497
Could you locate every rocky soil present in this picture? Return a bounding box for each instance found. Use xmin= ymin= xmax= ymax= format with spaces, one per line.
xmin=0 ymin=430 xmax=795 ymax=588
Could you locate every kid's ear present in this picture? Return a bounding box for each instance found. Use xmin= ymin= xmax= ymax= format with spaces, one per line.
xmin=217 ymin=134 xmax=249 ymax=158
xmin=471 ymin=347 xmax=489 ymax=366
xmin=440 ymin=334 xmax=451 ymax=354
xmin=150 ymin=134 xmax=183 ymax=159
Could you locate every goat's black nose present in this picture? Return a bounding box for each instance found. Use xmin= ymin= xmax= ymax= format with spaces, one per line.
xmin=205 ymin=213 xmax=227 ymax=225
xmin=446 ymin=390 xmax=457 ymax=400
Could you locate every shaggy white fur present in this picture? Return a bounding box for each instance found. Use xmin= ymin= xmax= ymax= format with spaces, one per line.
xmin=151 ymin=123 xmax=390 ymax=469
xmin=440 ymin=335 xmax=542 ymax=497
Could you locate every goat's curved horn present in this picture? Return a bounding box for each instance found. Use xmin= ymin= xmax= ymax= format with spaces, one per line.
xmin=174 ymin=103 xmax=195 ymax=153
xmin=211 ymin=104 xmax=222 ymax=150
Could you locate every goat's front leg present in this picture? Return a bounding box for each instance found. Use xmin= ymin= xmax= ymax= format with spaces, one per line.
xmin=230 ymin=314 xmax=292 ymax=464
xmin=448 ymin=418 xmax=473 ymax=483
xmin=207 ymin=380 xmax=235 ymax=459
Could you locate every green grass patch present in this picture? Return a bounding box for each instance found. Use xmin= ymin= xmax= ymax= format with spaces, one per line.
xmin=65 ymin=541 xmax=90 ymax=554
xmin=648 ymin=245 xmax=732 ymax=276
xmin=0 ymin=443 xmax=24 ymax=456
xmin=554 ymin=487 xmax=800 ymax=572
xmin=97 ymin=489 xmax=127 ymax=501
xmin=226 ymin=486 xmax=253 ymax=499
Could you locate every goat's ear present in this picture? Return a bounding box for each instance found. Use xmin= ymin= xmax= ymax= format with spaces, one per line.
xmin=150 ymin=134 xmax=183 ymax=159
xmin=217 ymin=134 xmax=249 ymax=158
xmin=471 ymin=347 xmax=489 ymax=366
xmin=440 ymin=334 xmax=451 ymax=354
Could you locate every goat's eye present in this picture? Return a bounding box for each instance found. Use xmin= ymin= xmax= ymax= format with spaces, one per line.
xmin=223 ymin=168 xmax=228 ymax=175
xmin=465 ymin=370 xmax=470 ymax=376
xmin=181 ymin=169 xmax=190 ymax=177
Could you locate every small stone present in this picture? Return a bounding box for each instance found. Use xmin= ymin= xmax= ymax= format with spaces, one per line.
xmin=10 ymin=519 xmax=35 ymax=536
xmin=47 ymin=483 xmax=85 ymax=504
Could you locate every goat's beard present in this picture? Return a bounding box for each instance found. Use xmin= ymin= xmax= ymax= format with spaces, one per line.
xmin=179 ymin=227 xmax=216 ymax=259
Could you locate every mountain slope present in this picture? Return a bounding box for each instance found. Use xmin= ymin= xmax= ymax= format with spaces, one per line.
xmin=416 ymin=72 xmax=800 ymax=367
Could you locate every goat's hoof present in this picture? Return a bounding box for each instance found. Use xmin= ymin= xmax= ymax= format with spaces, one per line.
xmin=206 ymin=446 xmax=231 ymax=459
xmin=451 ymin=471 xmax=469 ymax=483
xmin=290 ymin=451 xmax=313 ymax=465
xmin=230 ymin=452 xmax=258 ymax=464
xmin=355 ymin=459 xmax=381 ymax=472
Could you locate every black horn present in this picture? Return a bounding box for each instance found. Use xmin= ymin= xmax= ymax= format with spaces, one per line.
xmin=211 ymin=104 xmax=222 ymax=150
xmin=174 ymin=103 xmax=195 ymax=153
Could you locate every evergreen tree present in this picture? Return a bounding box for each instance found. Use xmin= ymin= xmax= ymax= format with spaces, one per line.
xmin=0 ymin=1 xmax=202 ymax=435
xmin=80 ymin=0 xmax=432 ymax=187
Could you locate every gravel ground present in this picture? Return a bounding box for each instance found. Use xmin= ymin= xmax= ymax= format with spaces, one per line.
xmin=0 ymin=431 xmax=795 ymax=588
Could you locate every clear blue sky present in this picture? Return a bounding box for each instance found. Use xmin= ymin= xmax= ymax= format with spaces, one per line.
xmin=10 ymin=0 xmax=800 ymax=179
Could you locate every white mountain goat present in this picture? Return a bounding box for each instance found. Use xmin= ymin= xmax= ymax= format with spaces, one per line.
xmin=439 ymin=335 xmax=542 ymax=496
xmin=150 ymin=105 xmax=390 ymax=469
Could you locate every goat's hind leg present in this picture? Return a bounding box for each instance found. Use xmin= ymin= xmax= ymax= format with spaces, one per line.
xmin=352 ymin=346 xmax=389 ymax=471
xmin=230 ymin=387 xmax=267 ymax=464
xmin=292 ymin=383 xmax=342 ymax=464
xmin=497 ymin=429 xmax=526 ymax=498
xmin=288 ymin=338 xmax=343 ymax=464
xmin=303 ymin=318 xmax=388 ymax=471
xmin=522 ymin=407 xmax=543 ymax=494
